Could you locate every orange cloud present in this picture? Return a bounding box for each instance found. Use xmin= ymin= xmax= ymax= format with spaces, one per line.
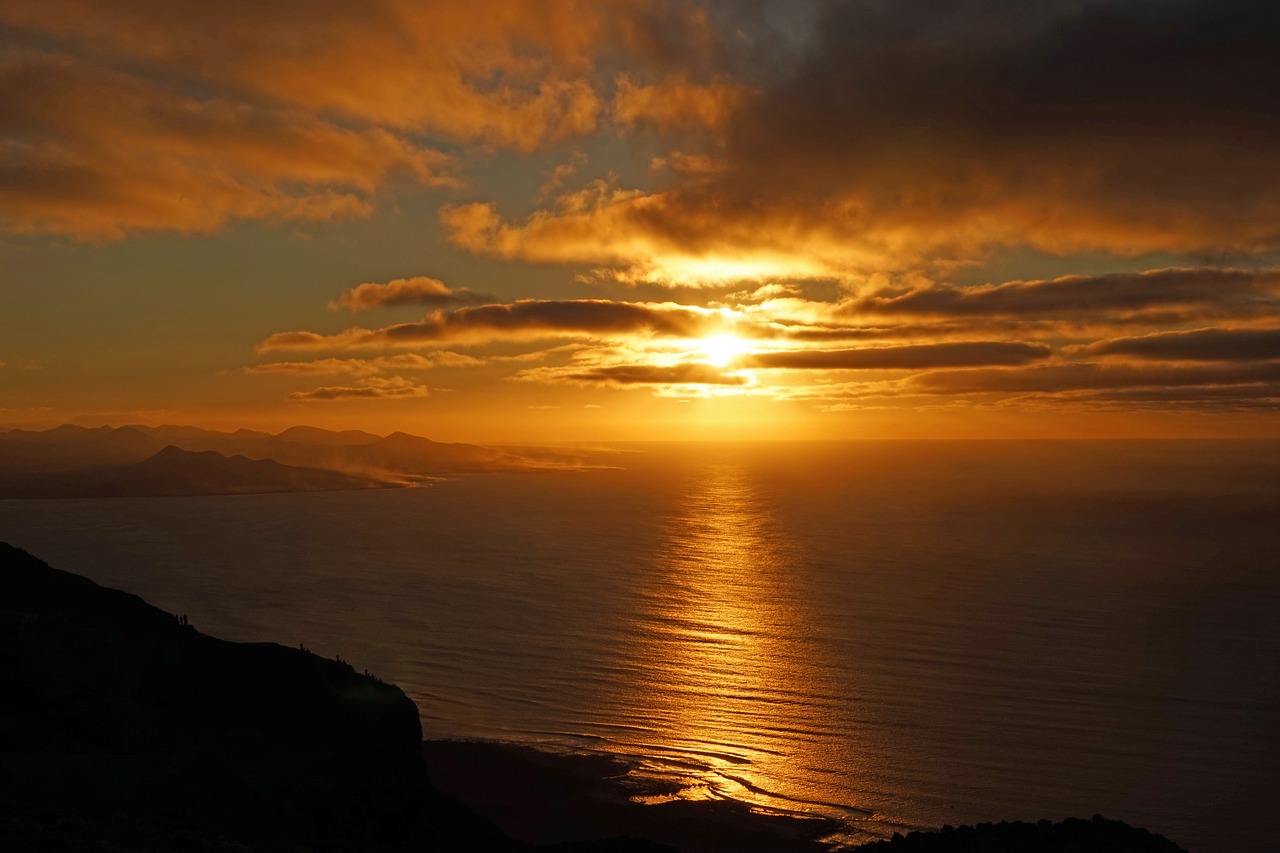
xmin=437 ymin=188 xmax=865 ymax=285
xmin=1081 ymin=327 xmax=1280 ymax=362
xmin=907 ymin=363 xmax=1280 ymax=396
xmin=286 ymin=376 xmax=429 ymax=402
xmin=521 ymin=362 xmax=752 ymax=388
xmin=846 ymin=269 xmax=1280 ymax=321
xmin=0 ymin=0 xmax=728 ymax=238
xmin=0 ymin=50 xmax=458 ymax=239
xmin=748 ymin=341 xmax=1052 ymax=370
xmin=612 ymin=74 xmax=747 ymax=129
xmin=330 ymin=277 xmax=490 ymax=312
xmin=538 ymin=151 xmax=589 ymax=200
xmin=439 ymin=2 xmax=1280 ymax=281
xmin=258 ymin=299 xmax=728 ymax=351
xmin=245 ymin=353 xmax=482 ymax=376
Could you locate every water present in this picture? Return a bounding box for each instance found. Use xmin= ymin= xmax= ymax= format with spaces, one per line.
xmin=3 ymin=440 xmax=1278 ymax=852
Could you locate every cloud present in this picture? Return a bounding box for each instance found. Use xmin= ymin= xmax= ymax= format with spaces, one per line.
xmin=286 ymin=376 xmax=428 ymax=402
xmin=1082 ymin=327 xmax=1280 ymax=362
xmin=437 ymin=186 xmax=842 ymax=285
xmin=847 ymin=268 xmax=1280 ymax=321
xmin=767 ymin=364 xmax=1280 ymax=414
xmin=255 ymin=330 xmax=377 ymax=353
xmin=442 ymin=1 xmax=1280 ymax=281
xmin=245 ymin=353 xmax=482 ymax=376
xmin=330 ymin=277 xmax=491 ymax=312
xmin=748 ymin=341 xmax=1051 ymax=370
xmin=611 ymin=73 xmax=747 ymax=129
xmin=438 ymin=184 xmax=664 ymax=268
xmin=258 ymin=299 xmax=726 ymax=351
xmin=514 ymin=362 xmax=751 ymax=389
xmin=907 ymin=362 xmax=1280 ymax=395
xmin=1029 ymin=386 xmax=1280 ymax=406
xmin=0 ymin=0 xmax=728 ymax=238
xmin=538 ymin=151 xmax=588 ymax=200
xmin=773 ymin=319 xmax=1064 ymax=343
xmin=0 ymin=50 xmax=460 ymax=240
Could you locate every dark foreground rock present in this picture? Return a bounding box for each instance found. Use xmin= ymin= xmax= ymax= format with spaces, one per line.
xmin=857 ymin=815 xmax=1188 ymax=852
xmin=0 ymin=541 xmax=506 ymax=851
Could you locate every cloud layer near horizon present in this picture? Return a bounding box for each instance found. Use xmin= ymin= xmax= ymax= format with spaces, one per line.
xmin=250 ymin=262 xmax=1280 ymax=412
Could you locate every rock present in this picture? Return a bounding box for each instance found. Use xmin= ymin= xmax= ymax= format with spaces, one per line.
xmin=0 ymin=542 xmax=501 ymax=850
xmin=857 ymin=814 xmax=1189 ymax=852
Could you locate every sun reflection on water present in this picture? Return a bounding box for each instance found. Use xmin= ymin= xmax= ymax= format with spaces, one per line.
xmin=614 ymin=451 xmax=870 ymax=830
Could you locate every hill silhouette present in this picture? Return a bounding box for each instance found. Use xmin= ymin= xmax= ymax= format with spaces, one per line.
xmin=0 ymin=423 xmax=604 ymax=497
xmin=0 ymin=445 xmax=395 ymax=498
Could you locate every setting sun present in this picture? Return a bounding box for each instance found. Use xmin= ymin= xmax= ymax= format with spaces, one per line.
xmin=698 ymin=334 xmax=752 ymax=367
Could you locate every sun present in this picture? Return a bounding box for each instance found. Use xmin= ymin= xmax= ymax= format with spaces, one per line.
xmin=698 ymin=334 xmax=751 ymax=367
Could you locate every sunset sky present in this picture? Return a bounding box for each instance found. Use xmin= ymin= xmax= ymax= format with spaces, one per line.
xmin=4 ymin=0 xmax=1280 ymax=441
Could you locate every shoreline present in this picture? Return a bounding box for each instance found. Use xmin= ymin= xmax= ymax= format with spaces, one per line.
xmin=421 ymin=738 xmax=865 ymax=852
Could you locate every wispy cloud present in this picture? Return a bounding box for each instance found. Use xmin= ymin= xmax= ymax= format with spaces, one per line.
xmin=611 ymin=73 xmax=747 ymax=129
xmin=286 ymin=376 xmax=428 ymax=402
xmin=245 ymin=353 xmax=482 ymax=376
xmin=907 ymin=363 xmax=1280 ymax=395
xmin=258 ymin=299 xmax=729 ymax=351
xmin=518 ymin=362 xmax=752 ymax=387
xmin=748 ymin=341 xmax=1052 ymax=370
xmin=0 ymin=50 xmax=458 ymax=240
xmin=1081 ymin=327 xmax=1280 ymax=362
xmin=0 ymin=0 xmax=729 ymax=239
xmin=330 ymin=277 xmax=491 ymax=312
xmin=847 ymin=269 xmax=1280 ymax=320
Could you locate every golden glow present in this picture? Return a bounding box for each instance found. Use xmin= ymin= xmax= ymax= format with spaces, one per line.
xmin=609 ymin=452 xmax=861 ymax=822
xmin=648 ymin=254 xmax=827 ymax=286
xmin=698 ymin=333 xmax=751 ymax=367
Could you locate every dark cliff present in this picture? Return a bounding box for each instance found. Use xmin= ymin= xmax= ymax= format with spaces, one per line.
xmin=0 ymin=542 xmax=501 ymax=850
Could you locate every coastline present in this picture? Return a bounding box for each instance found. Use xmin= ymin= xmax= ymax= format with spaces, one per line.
xmin=422 ymin=739 xmax=847 ymax=852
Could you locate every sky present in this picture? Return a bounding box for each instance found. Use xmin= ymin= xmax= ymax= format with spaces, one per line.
xmin=3 ymin=0 xmax=1280 ymax=442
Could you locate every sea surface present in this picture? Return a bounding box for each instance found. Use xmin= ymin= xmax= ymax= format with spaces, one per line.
xmin=3 ymin=440 xmax=1278 ymax=852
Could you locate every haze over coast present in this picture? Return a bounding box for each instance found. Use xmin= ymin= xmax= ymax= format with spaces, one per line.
xmin=0 ymin=423 xmax=600 ymax=498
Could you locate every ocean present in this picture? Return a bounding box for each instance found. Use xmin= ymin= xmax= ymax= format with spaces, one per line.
xmin=3 ymin=440 xmax=1277 ymax=852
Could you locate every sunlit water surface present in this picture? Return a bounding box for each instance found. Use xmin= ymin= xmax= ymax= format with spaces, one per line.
xmin=3 ymin=441 xmax=1278 ymax=852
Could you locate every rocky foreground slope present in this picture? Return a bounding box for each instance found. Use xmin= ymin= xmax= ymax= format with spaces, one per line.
xmin=0 ymin=541 xmax=516 ymax=851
